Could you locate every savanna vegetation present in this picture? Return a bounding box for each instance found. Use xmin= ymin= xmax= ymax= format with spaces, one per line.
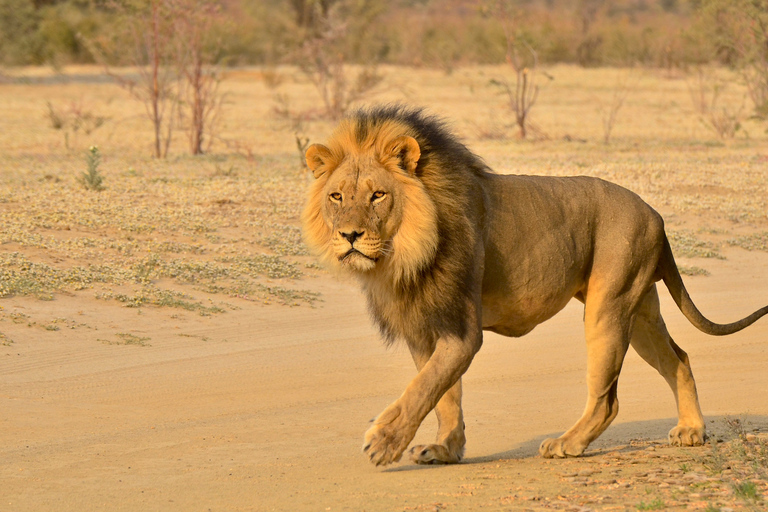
xmin=0 ymin=0 xmax=765 ymax=70
xmin=1 ymin=3 xmax=768 ymax=511
xmin=1 ymin=0 xmax=767 ymax=320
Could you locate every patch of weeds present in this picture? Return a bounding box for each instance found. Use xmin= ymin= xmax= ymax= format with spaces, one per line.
xmin=698 ymin=227 xmax=729 ymax=236
xmin=724 ymin=419 xmax=768 ymax=479
xmin=668 ymin=230 xmax=724 ymax=259
xmin=156 ymin=259 xmax=231 ymax=283
xmin=97 ymin=285 xmax=225 ymax=315
xmin=0 ymin=332 xmax=12 ymax=346
xmin=704 ymin=505 xmax=720 ymax=512
xmin=254 ymin=222 xmax=308 ymax=256
xmin=197 ymin=281 xmax=256 ymax=298
xmin=678 ymin=265 xmax=710 ymax=277
xmin=131 ymin=254 xmax=163 ymax=284
xmin=732 ymin=480 xmax=760 ymax=501
xmin=101 ymin=333 xmax=151 ymax=347
xmin=0 ymin=252 xmax=128 ymax=299
xmin=679 ymin=463 xmax=691 ymax=473
xmin=153 ymin=241 xmax=205 ymax=254
xmin=636 ymin=497 xmax=666 ymax=510
xmin=0 ymin=156 xmax=318 ymax=311
xmin=697 ymin=417 xmax=768 ymax=492
xmin=258 ymin=284 xmax=320 ymax=306
xmin=727 ymin=232 xmax=768 ymax=252
xmin=221 ymin=254 xmax=303 ymax=279
xmin=702 ymin=437 xmax=728 ymax=474
xmin=8 ymin=312 xmax=31 ymax=324
xmin=200 ymin=281 xmax=318 ymax=306
xmin=212 ymin=164 xmax=237 ymax=177
xmin=177 ymin=333 xmax=211 ymax=342
xmin=130 ymin=254 xmax=303 ymax=284
xmin=79 ymin=146 xmax=105 ymax=191
xmin=259 ymin=231 xmax=308 ymax=257
xmin=205 ymin=233 xmax=223 ymax=244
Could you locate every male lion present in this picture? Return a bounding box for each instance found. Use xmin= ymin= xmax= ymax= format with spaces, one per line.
xmin=301 ymin=105 xmax=768 ymax=466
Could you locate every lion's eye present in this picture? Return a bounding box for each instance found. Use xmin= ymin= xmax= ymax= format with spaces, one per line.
xmin=329 ymin=192 xmax=342 ymax=202
xmin=371 ymin=191 xmax=386 ymax=202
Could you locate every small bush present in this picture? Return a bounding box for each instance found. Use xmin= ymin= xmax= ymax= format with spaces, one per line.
xmin=636 ymin=497 xmax=666 ymax=510
xmin=79 ymin=146 xmax=105 ymax=191
xmin=733 ymin=480 xmax=760 ymax=501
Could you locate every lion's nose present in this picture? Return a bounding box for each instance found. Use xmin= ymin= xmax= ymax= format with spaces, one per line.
xmin=340 ymin=230 xmax=364 ymax=245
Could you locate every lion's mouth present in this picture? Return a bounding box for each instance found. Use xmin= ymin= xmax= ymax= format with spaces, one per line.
xmin=340 ymin=248 xmax=378 ymax=263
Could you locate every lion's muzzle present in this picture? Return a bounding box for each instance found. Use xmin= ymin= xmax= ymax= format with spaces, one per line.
xmin=339 ymin=229 xmax=365 ymax=245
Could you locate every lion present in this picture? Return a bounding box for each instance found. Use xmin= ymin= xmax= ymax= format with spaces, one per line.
xmin=301 ymin=105 xmax=768 ymax=466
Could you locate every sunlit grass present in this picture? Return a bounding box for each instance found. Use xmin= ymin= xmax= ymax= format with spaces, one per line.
xmin=0 ymin=65 xmax=766 ymax=315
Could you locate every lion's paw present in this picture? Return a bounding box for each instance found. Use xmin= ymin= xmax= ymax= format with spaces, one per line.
xmin=539 ymin=437 xmax=586 ymax=459
xmin=668 ymin=426 xmax=706 ymax=447
xmin=408 ymin=444 xmax=462 ymax=465
xmin=362 ymin=422 xmax=409 ymax=466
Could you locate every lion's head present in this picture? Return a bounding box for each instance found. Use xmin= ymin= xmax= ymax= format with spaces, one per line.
xmin=301 ymin=116 xmax=439 ymax=283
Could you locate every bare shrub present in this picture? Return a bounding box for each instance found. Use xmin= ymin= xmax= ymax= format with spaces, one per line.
xmin=596 ymin=69 xmax=636 ymax=144
xmin=261 ymin=66 xmax=285 ymax=89
xmin=46 ymin=100 xmax=108 ymax=150
xmin=688 ymin=68 xmax=746 ymax=139
xmin=295 ymin=132 xmax=310 ymax=169
xmin=299 ymin=32 xmax=383 ymax=120
xmin=271 ymin=95 xmax=312 ymax=169
xmin=490 ymin=1 xmax=544 ymax=139
xmin=217 ymin=138 xmax=255 ymax=163
xmin=88 ymin=0 xmax=226 ymax=157
xmin=698 ymin=0 xmax=768 ymax=121
xmin=88 ymin=0 xmax=178 ymax=158
xmin=469 ymin=109 xmax=511 ymax=140
xmin=575 ymin=0 xmax=606 ymax=67
xmin=291 ymin=0 xmax=384 ymax=120
xmin=172 ymin=0 xmax=226 ymax=155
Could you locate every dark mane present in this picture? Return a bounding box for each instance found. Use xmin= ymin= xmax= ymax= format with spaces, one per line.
xmin=349 ymin=104 xmax=494 ymax=181
xmin=346 ymin=105 xmax=493 ymax=345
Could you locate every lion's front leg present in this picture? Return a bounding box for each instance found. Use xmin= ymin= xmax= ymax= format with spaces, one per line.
xmin=408 ymin=378 xmax=465 ymax=464
xmin=405 ymin=345 xmax=466 ymax=465
xmin=363 ymin=334 xmax=479 ymax=466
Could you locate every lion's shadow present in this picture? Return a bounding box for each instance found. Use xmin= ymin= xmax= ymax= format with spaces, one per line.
xmin=383 ymin=414 xmax=768 ymax=473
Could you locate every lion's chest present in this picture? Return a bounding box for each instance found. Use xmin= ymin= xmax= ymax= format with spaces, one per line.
xmin=365 ymin=288 xmax=429 ymax=342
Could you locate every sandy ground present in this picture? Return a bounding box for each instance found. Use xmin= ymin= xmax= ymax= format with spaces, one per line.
xmin=1 ymin=64 xmax=767 ymax=511
xmin=1 ymin=246 xmax=767 ymax=511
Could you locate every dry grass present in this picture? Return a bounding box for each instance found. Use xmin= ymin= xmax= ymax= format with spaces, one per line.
xmin=1 ymin=65 xmax=767 ymax=314
xmin=728 ymin=232 xmax=768 ymax=252
xmin=668 ymin=230 xmax=725 ymax=260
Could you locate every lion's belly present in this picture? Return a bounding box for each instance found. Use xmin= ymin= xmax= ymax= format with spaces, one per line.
xmin=479 ymin=239 xmax=588 ymax=337
xmin=481 ymin=286 xmax=578 ymax=337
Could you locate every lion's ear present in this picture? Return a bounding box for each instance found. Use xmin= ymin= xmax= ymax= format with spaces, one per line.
xmin=385 ymin=136 xmax=421 ymax=175
xmin=305 ymin=144 xmax=335 ymax=179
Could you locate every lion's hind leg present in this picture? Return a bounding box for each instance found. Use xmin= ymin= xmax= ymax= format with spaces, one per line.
xmin=630 ymin=285 xmax=706 ymax=447
xmin=538 ymin=303 xmax=629 ymax=458
xmin=408 ymin=378 xmax=466 ymax=464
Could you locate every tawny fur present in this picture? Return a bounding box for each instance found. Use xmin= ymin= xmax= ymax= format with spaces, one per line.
xmin=302 ymin=105 xmax=768 ymax=467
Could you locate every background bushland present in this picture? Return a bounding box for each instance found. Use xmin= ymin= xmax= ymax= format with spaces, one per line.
xmin=0 ymin=0 xmax=759 ymax=70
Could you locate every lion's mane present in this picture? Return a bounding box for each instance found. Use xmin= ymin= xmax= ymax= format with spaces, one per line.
xmin=302 ymin=106 xmax=493 ymax=345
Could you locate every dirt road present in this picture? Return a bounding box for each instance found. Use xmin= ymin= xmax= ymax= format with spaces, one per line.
xmin=2 ymin=249 xmax=768 ymax=511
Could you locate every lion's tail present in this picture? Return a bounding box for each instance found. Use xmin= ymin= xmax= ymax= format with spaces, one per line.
xmin=659 ymin=235 xmax=768 ymax=336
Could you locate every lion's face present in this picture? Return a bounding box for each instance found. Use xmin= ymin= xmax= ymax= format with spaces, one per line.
xmin=302 ymin=129 xmax=439 ymax=282
xmin=320 ymin=154 xmax=403 ymax=272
